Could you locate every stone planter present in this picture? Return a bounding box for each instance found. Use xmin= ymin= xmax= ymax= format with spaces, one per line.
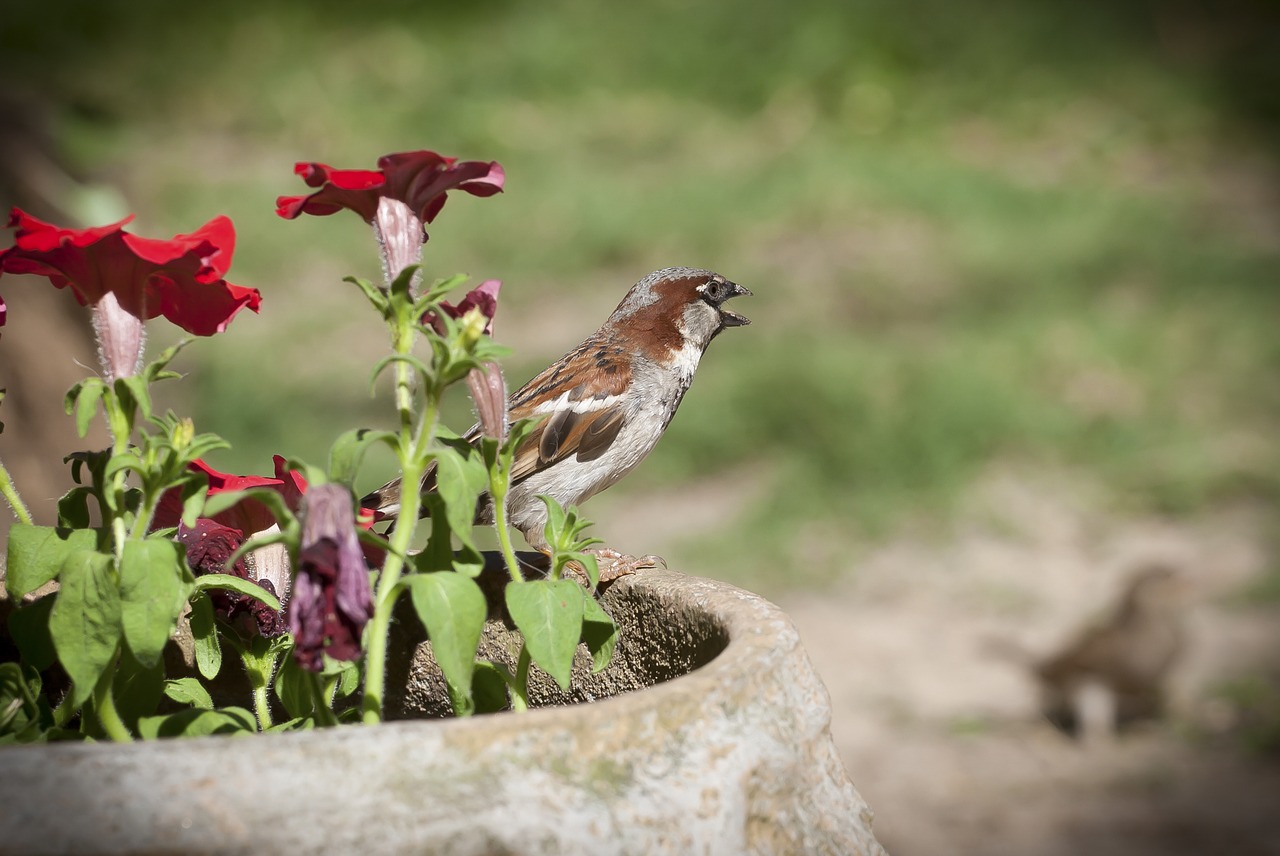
xmin=0 ymin=568 xmax=884 ymax=855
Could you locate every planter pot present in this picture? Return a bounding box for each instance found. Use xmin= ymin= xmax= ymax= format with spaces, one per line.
xmin=0 ymin=568 xmax=884 ymax=855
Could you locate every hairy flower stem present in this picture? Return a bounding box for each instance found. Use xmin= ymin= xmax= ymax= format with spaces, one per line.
xmin=0 ymin=457 xmax=33 ymax=525
xmin=92 ymin=650 xmax=134 ymax=742
xmin=253 ymin=683 xmax=273 ymax=730
xmin=102 ymin=391 xmax=135 ymax=563
xmin=361 ymin=351 xmax=439 ymax=725
xmin=489 ymin=469 xmax=524 ymax=586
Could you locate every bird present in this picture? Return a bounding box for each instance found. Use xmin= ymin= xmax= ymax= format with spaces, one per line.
xmin=361 ymin=266 xmax=751 ymax=580
xmin=1032 ymin=563 xmax=1189 ymax=739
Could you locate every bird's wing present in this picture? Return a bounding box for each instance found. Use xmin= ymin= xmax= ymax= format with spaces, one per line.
xmin=504 ymin=339 xmax=632 ymax=484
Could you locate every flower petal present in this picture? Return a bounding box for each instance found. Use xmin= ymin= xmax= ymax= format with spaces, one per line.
xmin=0 ymin=208 xmax=260 ymax=338
xmin=275 ymin=150 xmax=504 ymax=230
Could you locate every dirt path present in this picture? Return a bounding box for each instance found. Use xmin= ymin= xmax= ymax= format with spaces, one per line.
xmin=778 ymin=472 xmax=1280 ymax=855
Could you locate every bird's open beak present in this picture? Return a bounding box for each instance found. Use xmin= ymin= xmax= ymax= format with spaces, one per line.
xmin=719 ymin=282 xmax=752 ymax=327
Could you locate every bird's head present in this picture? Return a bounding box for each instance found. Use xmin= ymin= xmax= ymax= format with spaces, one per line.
xmin=610 ymin=267 xmax=752 ymax=353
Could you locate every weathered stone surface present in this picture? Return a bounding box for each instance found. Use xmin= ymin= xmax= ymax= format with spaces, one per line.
xmin=0 ymin=569 xmax=885 ymax=855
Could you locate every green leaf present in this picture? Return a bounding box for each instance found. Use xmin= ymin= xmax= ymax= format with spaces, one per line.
xmin=505 ymin=579 xmax=585 ymax=692
xmin=471 ymin=661 xmax=511 ymax=714
xmin=140 ymin=340 xmax=189 ymax=383
xmin=404 ymin=573 xmax=487 ymax=715
xmin=0 ymin=662 xmax=43 ymax=741
xmin=239 ymin=634 xmax=283 ymax=692
xmin=191 ymin=574 xmax=282 ymax=612
xmin=64 ymin=379 xmax=106 ymax=438
xmin=264 ymin=716 xmax=312 ymax=733
xmin=188 ymin=592 xmax=222 ymax=680
xmin=7 ymin=594 xmax=56 ymax=669
xmin=431 ymin=441 xmax=489 ymax=555
xmin=164 ymin=677 xmax=214 ymax=710
xmin=112 ymin=647 xmax=165 ymax=729
xmin=115 ymin=375 xmax=154 ymax=423
xmin=333 ymin=661 xmax=360 ymax=698
xmin=369 ymin=352 xmax=435 ymax=390
xmin=136 ymin=707 xmax=256 ymax=739
xmin=177 ymin=473 xmax=210 ymax=529
xmin=103 ymin=452 xmax=145 ymax=483
xmin=328 ymin=428 xmax=397 ymax=486
xmin=49 ymin=550 xmax=122 ymax=708
xmin=580 ymin=595 xmax=618 ymax=673
xmin=119 ymin=539 xmax=188 ymax=668
xmin=344 ymin=275 xmax=390 ymax=317
xmin=5 ymin=524 xmax=98 ymax=598
xmin=273 ymin=653 xmax=314 ymax=719
xmin=56 ymin=487 xmax=95 ymax=529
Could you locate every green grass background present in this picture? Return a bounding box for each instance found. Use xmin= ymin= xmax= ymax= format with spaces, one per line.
xmin=4 ymin=0 xmax=1278 ymax=588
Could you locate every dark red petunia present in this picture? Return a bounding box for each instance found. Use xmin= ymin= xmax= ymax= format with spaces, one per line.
xmin=176 ymin=519 xmax=285 ymax=638
xmin=288 ymin=484 xmax=373 ymax=671
xmin=423 ymin=279 xmax=501 ymax=336
xmin=275 ymin=150 xmax=504 ymax=231
xmin=0 ymin=208 xmax=260 ymax=337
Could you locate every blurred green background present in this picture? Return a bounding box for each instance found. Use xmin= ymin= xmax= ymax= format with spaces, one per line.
xmin=3 ymin=0 xmax=1278 ymax=590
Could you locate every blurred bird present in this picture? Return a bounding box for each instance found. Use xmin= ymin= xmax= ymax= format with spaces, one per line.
xmin=361 ymin=266 xmax=751 ymax=579
xmin=1033 ymin=563 xmax=1189 ymax=739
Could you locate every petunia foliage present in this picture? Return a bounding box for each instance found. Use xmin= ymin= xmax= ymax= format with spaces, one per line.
xmin=0 ymin=147 xmax=615 ymax=745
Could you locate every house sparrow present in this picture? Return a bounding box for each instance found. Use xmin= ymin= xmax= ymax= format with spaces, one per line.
xmin=362 ymin=266 xmax=751 ymax=578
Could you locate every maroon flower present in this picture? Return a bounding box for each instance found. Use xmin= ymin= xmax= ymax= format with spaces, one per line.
xmin=176 ymin=519 xmax=286 ymax=638
xmin=423 ymin=279 xmax=501 ymax=336
xmin=288 ymin=484 xmax=373 ymax=671
xmin=0 ymin=293 xmax=6 ymax=334
xmin=275 ymin=150 xmax=504 ymax=229
xmin=0 ymin=208 xmax=261 ymax=337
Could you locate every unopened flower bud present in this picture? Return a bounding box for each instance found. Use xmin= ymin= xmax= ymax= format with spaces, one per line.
xmin=172 ymin=417 xmax=195 ymax=451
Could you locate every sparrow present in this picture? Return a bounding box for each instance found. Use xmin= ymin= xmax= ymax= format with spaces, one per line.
xmin=361 ymin=266 xmax=751 ymax=579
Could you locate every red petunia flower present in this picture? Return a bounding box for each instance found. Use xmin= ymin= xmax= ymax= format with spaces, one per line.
xmin=0 ymin=209 xmax=261 ymax=338
xmin=153 ymin=455 xmax=307 ymax=535
xmin=275 ymin=150 xmax=504 ymax=229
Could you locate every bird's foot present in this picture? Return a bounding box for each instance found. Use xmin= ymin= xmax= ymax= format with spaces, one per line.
xmin=557 ymin=548 xmax=665 ymax=587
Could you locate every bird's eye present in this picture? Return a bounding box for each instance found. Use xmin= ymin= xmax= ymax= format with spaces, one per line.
xmin=701 ymin=279 xmax=726 ymax=303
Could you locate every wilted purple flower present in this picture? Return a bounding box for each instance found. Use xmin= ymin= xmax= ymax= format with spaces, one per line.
xmin=287 ymin=484 xmax=373 ymax=671
xmin=177 ymin=519 xmax=285 ymax=638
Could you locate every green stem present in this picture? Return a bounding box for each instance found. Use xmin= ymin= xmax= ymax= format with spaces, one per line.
xmin=361 ymin=345 xmax=440 ymax=725
xmin=490 ymin=471 xmax=525 ymax=585
xmin=101 ymin=391 xmax=135 ymax=563
xmin=308 ymin=672 xmax=339 ymax=728
xmin=128 ymin=494 xmax=159 ymax=541
xmin=92 ymin=655 xmax=134 ymax=743
xmin=0 ymin=457 xmax=33 ymax=525
xmin=510 ymin=646 xmax=531 ymax=713
xmin=253 ymin=682 xmax=273 ymax=731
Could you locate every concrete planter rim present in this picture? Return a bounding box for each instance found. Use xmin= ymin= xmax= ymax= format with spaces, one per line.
xmin=0 ymin=568 xmax=885 ymax=855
